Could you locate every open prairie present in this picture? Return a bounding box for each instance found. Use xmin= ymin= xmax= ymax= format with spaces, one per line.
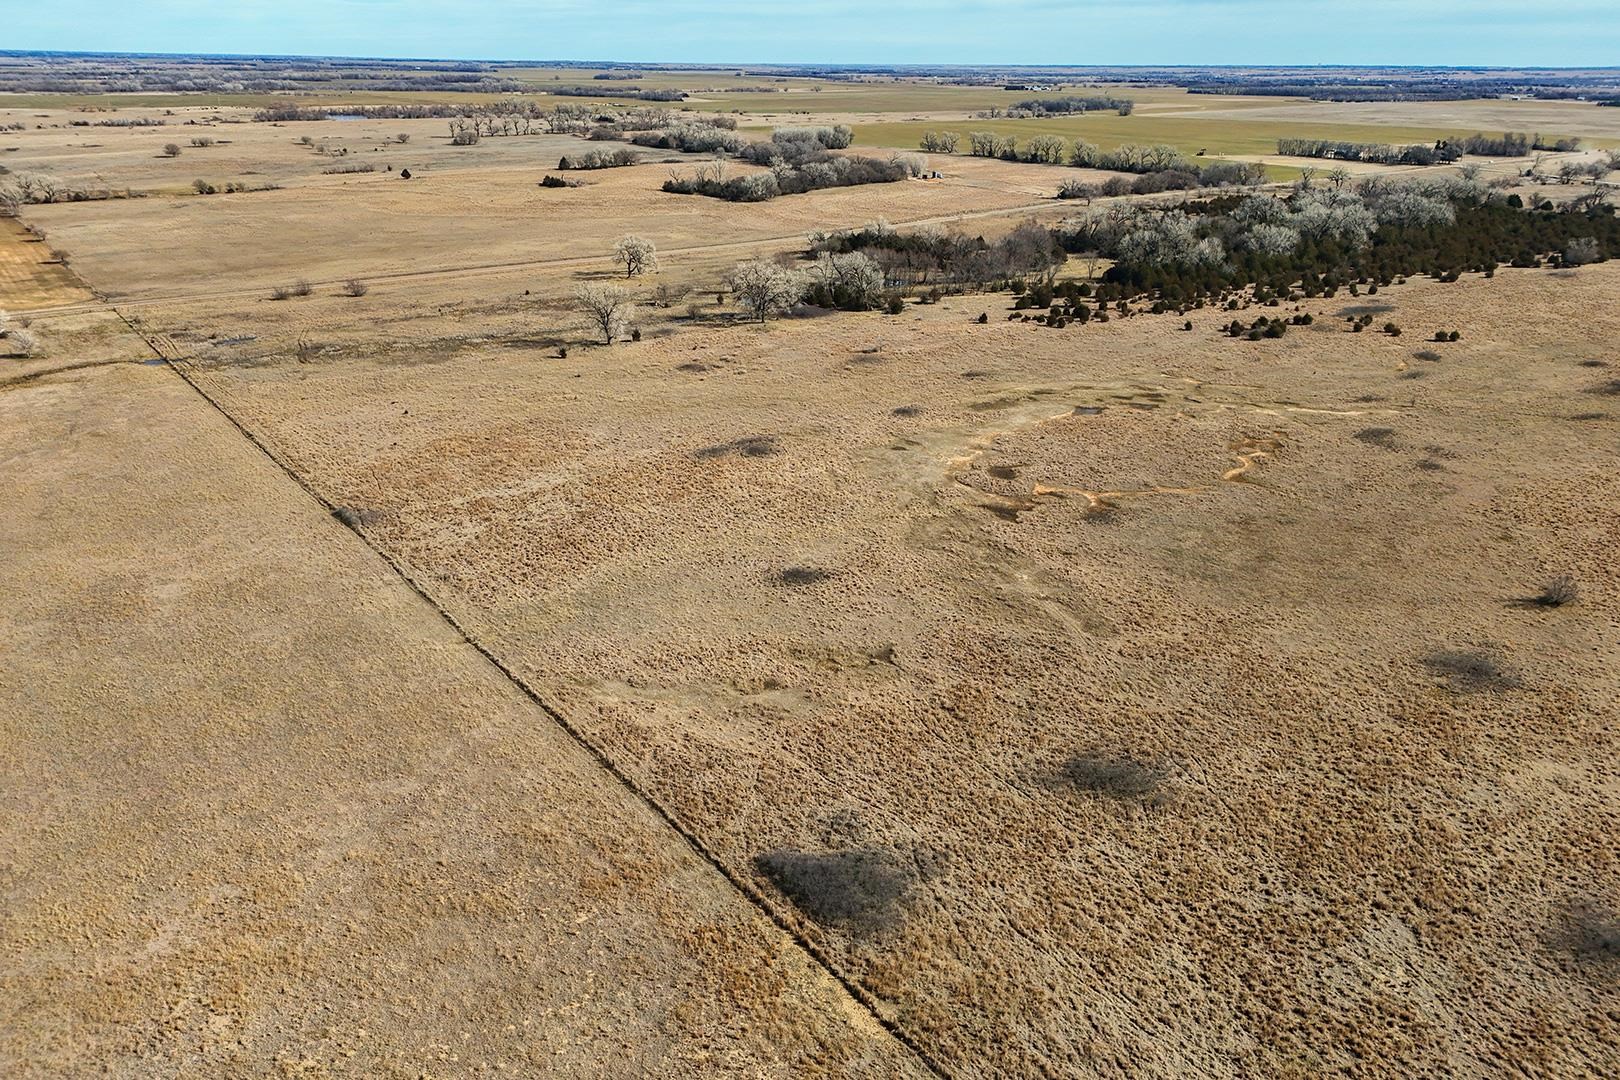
xmin=3 ymin=57 xmax=1619 ymax=1079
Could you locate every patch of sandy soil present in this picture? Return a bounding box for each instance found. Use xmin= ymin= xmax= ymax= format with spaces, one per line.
xmin=141 ymin=263 xmax=1620 ymax=1078
xmin=0 ymin=355 xmax=929 ymax=1078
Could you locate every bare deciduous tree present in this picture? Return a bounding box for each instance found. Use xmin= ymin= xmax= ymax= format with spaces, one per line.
xmin=728 ymin=260 xmax=805 ymax=323
xmin=574 ymin=283 xmax=634 ymax=343
xmin=612 ymin=234 xmax=657 ymax=278
xmin=1023 ymin=135 xmax=1067 ymax=164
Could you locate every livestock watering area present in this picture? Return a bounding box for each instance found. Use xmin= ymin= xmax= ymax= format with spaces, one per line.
xmin=2 ymin=56 xmax=1618 ymax=1079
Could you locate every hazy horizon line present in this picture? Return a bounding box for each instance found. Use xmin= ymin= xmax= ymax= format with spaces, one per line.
xmin=5 ymin=48 xmax=1620 ymax=74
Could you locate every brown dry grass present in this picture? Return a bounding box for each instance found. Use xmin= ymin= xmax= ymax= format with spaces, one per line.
xmin=131 ymin=263 xmax=1620 ymax=1078
xmin=5 ymin=96 xmax=1619 ymax=1079
xmin=0 ymin=217 xmax=92 ymax=308
xmin=0 ymin=350 xmax=924 ymax=1079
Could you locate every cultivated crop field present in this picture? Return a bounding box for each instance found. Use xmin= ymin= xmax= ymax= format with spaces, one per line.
xmin=3 ymin=59 xmax=1618 ymax=1079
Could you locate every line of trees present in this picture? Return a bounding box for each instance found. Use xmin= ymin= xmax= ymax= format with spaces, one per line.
xmin=558 ymin=148 xmax=638 ymax=170
xmin=662 ymin=152 xmax=922 ymax=202
xmin=1 ymin=172 xmax=144 ymax=208
xmin=1457 ymin=132 xmax=1581 ymax=155
xmin=952 ymin=134 xmax=1214 ymax=177
xmin=548 ymin=85 xmax=686 ymax=102
xmin=630 ymin=124 xmax=747 ymax=154
xmin=1058 ymin=160 xmax=1264 ymax=200
xmin=1008 ymin=95 xmax=1134 ymax=116
xmin=1277 ymin=138 xmax=1461 ymax=166
xmin=256 ymin=103 xmax=462 ymax=122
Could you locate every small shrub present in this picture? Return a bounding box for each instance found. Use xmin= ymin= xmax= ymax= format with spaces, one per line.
xmin=341 ymin=278 xmax=369 ymax=297
xmin=1384 ymin=322 xmax=1401 ymax=336
xmin=753 ymin=848 xmax=912 ymax=934
xmin=161 ymin=143 xmax=181 ymax=157
xmin=291 ymin=279 xmax=312 ymax=297
xmin=1531 ymin=574 xmax=1578 ymax=608
xmin=1564 ymin=237 xmax=1601 ymax=267
xmin=885 ymin=295 xmax=905 ymax=315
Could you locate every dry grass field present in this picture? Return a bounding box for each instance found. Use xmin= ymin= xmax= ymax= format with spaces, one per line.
xmin=0 ymin=332 xmax=925 ymax=1079
xmin=119 ymin=265 xmax=1618 ymax=1079
xmin=3 ymin=70 xmax=1619 ymax=1079
xmin=0 ymin=216 xmax=92 ymax=308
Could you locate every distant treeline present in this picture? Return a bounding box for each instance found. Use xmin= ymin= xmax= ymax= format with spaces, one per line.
xmin=1454 ymin=132 xmax=1581 ymax=155
xmin=663 ymin=155 xmax=917 ymax=201
xmin=548 ymin=85 xmax=686 ymax=102
xmin=557 ymin=148 xmax=638 ymax=170
xmin=663 ymin=129 xmax=918 ymax=201
xmin=7 ymin=71 xmax=528 ymax=95
xmin=1186 ymin=75 xmax=1616 ymax=102
xmin=255 ymin=103 xmax=461 ymax=121
xmin=1277 ymin=139 xmax=1461 ymax=166
xmin=1009 ymin=95 xmax=1134 ymax=116
xmin=1058 ymin=161 xmax=1264 ymax=199
xmin=69 ymin=117 xmax=166 ymax=127
xmin=1278 ymin=132 xmax=1582 ymax=164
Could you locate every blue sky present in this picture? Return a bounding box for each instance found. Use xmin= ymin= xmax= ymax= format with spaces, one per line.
xmin=8 ymin=1 xmax=1620 ymax=67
